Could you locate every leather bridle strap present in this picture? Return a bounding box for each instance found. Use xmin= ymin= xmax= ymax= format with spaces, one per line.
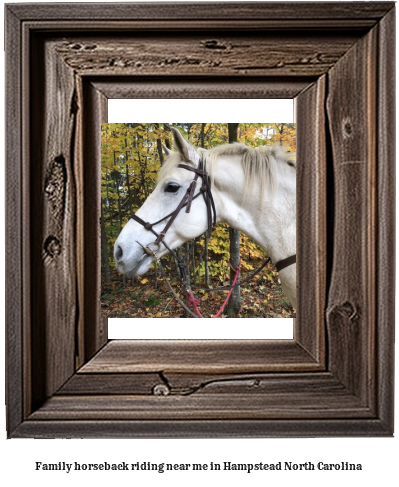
xmin=130 ymin=189 xmax=203 ymax=235
xmin=178 ymin=161 xmax=217 ymax=238
xmin=129 ymin=171 xmax=202 ymax=244
xmin=153 ymin=180 xmax=195 ymax=245
xmin=129 ymin=213 xmax=159 ymax=240
xmin=275 ymin=254 xmax=296 ymax=272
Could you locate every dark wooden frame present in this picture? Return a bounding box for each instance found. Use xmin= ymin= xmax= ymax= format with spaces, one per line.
xmin=5 ymin=2 xmax=395 ymax=438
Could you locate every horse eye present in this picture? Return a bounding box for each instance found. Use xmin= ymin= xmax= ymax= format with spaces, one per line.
xmin=164 ymin=183 xmax=180 ymax=193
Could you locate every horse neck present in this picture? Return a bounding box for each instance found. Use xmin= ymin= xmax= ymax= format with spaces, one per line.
xmin=212 ymin=156 xmax=296 ymax=264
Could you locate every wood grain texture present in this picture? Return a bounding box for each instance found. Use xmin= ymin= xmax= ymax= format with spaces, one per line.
xmin=5 ymin=5 xmax=24 ymax=436
xmin=375 ymin=7 xmax=395 ymax=432
xmin=80 ymin=340 xmax=320 ymax=374
xmin=59 ymin=372 xmax=162 ymax=396
xmin=92 ymin=79 xmax=310 ymax=99
xmin=33 ymin=371 xmax=374 ymax=422
xmin=326 ymin=27 xmax=377 ymax=404
xmin=295 ymin=76 xmax=326 ymax=363
xmin=14 ymin=418 xmax=390 ymax=438
xmin=13 ymin=418 xmax=391 ymax=439
xmin=21 ymin=19 xmax=384 ymax=32
xmin=80 ymin=81 xmax=109 ymax=364
xmin=61 ymin=371 xmax=356 ymax=397
xmin=29 ymin=393 xmax=371 ymax=421
xmin=54 ymin=34 xmax=359 ymax=78
xmin=7 ymin=2 xmax=394 ymax=22
xmin=30 ymin=37 xmax=78 ymax=408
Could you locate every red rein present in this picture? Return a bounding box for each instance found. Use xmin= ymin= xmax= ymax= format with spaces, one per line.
xmin=185 ymin=259 xmax=242 ymax=318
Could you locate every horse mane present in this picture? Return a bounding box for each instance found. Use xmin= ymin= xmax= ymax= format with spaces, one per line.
xmin=158 ymin=142 xmax=295 ymax=200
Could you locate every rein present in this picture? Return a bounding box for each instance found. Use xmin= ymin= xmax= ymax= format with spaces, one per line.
xmin=129 ymin=159 xmax=296 ymax=317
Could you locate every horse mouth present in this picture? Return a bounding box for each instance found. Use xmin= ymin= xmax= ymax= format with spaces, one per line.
xmin=125 ymin=253 xmax=153 ymax=278
xmin=117 ymin=242 xmax=163 ymax=278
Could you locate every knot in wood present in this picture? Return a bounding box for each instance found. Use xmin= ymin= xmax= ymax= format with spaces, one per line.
xmin=343 ymin=119 xmax=353 ymax=138
xmin=152 ymin=383 xmax=170 ymax=396
xmin=45 ymin=180 xmax=56 ymax=197
xmin=201 ymin=39 xmax=227 ymax=50
xmin=339 ymin=301 xmax=358 ymax=321
xmin=45 ymin=156 xmax=66 ymax=212
xmin=43 ymin=236 xmax=61 ymax=259
xmin=83 ymin=44 xmax=97 ymax=51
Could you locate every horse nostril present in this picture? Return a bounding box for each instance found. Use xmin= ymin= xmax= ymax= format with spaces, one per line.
xmin=115 ymin=245 xmax=123 ymax=261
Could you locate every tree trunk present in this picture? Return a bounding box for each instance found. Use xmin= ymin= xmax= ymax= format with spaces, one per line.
xmin=154 ymin=123 xmax=164 ymax=165
xmin=101 ymin=200 xmax=111 ymax=284
xmin=124 ymin=139 xmax=133 ymax=217
xmin=200 ymin=123 xmax=205 ymax=148
xmin=226 ymin=123 xmax=241 ymax=317
xmin=199 ymin=123 xmax=210 ymax=286
xmin=112 ymin=151 xmax=123 ymax=230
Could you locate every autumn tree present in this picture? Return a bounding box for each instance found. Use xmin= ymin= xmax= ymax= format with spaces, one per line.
xmin=226 ymin=123 xmax=241 ymax=316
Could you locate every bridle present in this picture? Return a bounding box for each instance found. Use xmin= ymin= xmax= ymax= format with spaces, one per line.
xmin=129 ymin=158 xmax=296 ymax=316
xmin=130 ymin=158 xmax=216 ymax=261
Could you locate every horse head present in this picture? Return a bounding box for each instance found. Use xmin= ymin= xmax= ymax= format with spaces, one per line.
xmin=114 ymin=128 xmax=212 ymax=278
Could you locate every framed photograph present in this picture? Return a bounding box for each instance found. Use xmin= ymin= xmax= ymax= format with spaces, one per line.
xmin=101 ymin=118 xmax=296 ymax=339
xmin=5 ymin=2 xmax=395 ymax=437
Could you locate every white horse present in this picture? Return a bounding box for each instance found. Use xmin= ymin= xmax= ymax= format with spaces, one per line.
xmin=114 ymin=128 xmax=296 ymax=307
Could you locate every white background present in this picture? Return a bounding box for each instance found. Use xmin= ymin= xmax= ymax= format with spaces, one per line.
xmin=1 ymin=1 xmax=398 ymax=486
xmin=108 ymin=318 xmax=294 ymax=339
xmin=109 ymin=98 xmax=294 ymax=122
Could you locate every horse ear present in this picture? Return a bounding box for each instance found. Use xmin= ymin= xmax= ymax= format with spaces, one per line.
xmin=171 ymin=127 xmax=200 ymax=165
xmin=163 ymin=144 xmax=172 ymax=157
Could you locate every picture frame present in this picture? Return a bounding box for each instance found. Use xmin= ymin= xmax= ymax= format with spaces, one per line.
xmin=5 ymin=2 xmax=395 ymax=438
